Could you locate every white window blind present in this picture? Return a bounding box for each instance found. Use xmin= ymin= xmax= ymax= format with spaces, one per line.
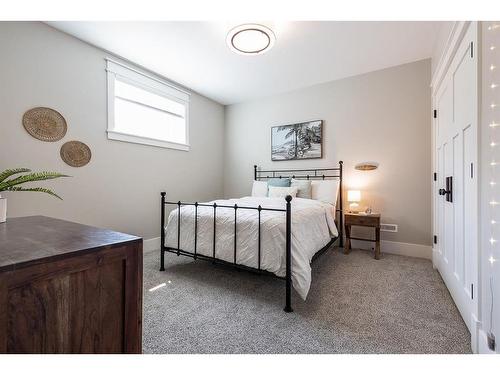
xmin=106 ymin=59 xmax=190 ymax=151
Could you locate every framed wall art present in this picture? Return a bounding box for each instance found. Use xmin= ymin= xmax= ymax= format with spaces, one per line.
xmin=271 ymin=120 xmax=322 ymax=161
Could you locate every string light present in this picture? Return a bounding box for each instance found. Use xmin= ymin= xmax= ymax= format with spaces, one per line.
xmin=487 ymin=21 xmax=499 ymax=345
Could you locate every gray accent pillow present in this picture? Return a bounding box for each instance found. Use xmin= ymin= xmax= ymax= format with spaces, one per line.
xmin=291 ymin=179 xmax=312 ymax=199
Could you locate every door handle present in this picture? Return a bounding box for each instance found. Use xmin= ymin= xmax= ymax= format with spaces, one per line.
xmin=445 ymin=176 xmax=453 ymax=202
xmin=438 ymin=176 xmax=453 ymax=202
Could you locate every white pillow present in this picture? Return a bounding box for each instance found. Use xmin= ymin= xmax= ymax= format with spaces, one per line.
xmin=311 ymin=180 xmax=340 ymax=205
xmin=291 ymin=179 xmax=312 ymax=199
xmin=251 ymin=180 xmax=268 ymax=197
xmin=268 ymin=186 xmax=298 ymax=199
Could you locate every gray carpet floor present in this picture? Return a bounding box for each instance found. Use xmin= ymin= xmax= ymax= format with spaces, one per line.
xmin=142 ymin=246 xmax=471 ymax=353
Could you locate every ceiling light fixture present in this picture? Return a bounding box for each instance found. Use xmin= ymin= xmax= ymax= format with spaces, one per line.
xmin=226 ymin=24 xmax=276 ymax=55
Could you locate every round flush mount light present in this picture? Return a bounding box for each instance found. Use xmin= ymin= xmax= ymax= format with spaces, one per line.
xmin=226 ymin=24 xmax=276 ymax=55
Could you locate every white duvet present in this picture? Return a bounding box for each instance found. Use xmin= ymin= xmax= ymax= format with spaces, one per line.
xmin=165 ymin=196 xmax=338 ymax=299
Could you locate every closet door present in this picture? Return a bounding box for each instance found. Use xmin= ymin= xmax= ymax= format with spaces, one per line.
xmin=434 ymin=23 xmax=478 ymax=332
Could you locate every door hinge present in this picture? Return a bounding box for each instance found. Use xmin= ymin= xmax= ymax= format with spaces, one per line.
xmin=433 ymin=109 xmax=437 ymax=118
xmin=433 ymin=235 xmax=437 ymax=244
xmin=471 ymin=283 xmax=474 ymax=299
xmin=433 ymin=172 xmax=437 ymax=181
xmin=471 ymin=41 xmax=474 ymax=58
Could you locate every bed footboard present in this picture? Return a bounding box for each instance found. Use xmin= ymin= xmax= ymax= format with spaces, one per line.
xmin=159 ymin=192 xmax=294 ymax=312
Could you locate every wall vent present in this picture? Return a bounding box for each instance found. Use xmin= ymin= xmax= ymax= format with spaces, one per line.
xmin=380 ymin=223 xmax=398 ymax=232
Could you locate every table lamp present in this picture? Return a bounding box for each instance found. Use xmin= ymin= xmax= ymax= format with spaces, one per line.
xmin=347 ymin=190 xmax=361 ymax=213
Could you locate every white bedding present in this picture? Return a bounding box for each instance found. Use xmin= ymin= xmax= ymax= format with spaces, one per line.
xmin=164 ymin=196 xmax=338 ymax=300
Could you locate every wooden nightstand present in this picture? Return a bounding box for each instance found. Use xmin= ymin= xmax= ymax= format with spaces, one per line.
xmin=344 ymin=213 xmax=381 ymax=260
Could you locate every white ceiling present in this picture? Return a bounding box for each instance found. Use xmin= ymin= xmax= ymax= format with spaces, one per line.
xmin=47 ymin=21 xmax=442 ymax=105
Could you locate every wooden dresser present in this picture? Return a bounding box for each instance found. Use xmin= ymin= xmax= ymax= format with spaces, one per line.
xmin=0 ymin=216 xmax=143 ymax=353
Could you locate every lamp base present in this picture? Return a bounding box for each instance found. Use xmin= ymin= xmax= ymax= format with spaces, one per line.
xmin=349 ymin=202 xmax=359 ymax=214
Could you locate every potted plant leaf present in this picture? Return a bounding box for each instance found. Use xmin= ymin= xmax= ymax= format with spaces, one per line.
xmin=0 ymin=168 xmax=69 ymax=223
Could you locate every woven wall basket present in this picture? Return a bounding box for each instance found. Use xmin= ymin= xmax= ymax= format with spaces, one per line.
xmin=60 ymin=141 xmax=91 ymax=167
xmin=23 ymin=107 xmax=67 ymax=142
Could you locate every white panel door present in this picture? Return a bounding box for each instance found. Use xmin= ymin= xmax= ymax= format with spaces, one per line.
xmin=434 ymin=24 xmax=478 ymax=332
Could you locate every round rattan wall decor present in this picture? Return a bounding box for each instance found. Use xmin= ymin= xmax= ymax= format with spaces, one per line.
xmin=60 ymin=141 xmax=91 ymax=167
xmin=22 ymin=107 xmax=67 ymax=142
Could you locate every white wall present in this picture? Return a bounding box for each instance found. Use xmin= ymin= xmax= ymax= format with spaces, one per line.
xmin=0 ymin=22 xmax=225 ymax=240
xmin=224 ymin=60 xmax=432 ymax=249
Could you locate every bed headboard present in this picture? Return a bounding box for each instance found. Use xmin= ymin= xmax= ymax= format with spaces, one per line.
xmin=254 ymin=162 xmax=343 ymax=181
xmin=253 ymin=161 xmax=344 ymax=245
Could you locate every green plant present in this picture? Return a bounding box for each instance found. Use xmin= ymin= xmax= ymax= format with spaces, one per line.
xmin=0 ymin=168 xmax=70 ymax=200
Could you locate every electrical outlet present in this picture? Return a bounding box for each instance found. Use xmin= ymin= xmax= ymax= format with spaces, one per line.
xmin=380 ymin=223 xmax=398 ymax=232
xmin=487 ymin=332 xmax=496 ymax=351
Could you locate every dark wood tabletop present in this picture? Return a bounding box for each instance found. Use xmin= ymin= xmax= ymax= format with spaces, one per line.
xmin=0 ymin=215 xmax=142 ymax=272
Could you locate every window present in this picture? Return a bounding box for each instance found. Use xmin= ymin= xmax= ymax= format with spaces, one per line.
xmin=106 ymin=59 xmax=190 ymax=151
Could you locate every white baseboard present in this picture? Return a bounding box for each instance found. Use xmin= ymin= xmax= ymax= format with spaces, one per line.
xmin=432 ymin=247 xmax=439 ymax=268
xmin=143 ymin=237 xmax=160 ymax=254
xmin=145 ymin=236 xmax=431 ymax=259
xmin=350 ymin=239 xmax=432 ymax=259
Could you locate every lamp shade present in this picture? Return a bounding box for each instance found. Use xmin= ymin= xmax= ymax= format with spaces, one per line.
xmin=347 ymin=190 xmax=361 ymax=202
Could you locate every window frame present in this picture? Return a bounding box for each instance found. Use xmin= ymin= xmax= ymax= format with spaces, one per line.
xmin=106 ymin=58 xmax=190 ymax=151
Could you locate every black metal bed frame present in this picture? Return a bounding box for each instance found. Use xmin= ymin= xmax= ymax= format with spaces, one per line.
xmin=160 ymin=161 xmax=343 ymax=312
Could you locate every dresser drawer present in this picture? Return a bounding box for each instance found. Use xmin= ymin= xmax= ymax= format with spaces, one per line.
xmin=345 ymin=214 xmax=380 ymax=227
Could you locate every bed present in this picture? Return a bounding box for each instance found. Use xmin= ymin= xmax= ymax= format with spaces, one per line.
xmin=159 ymin=162 xmax=344 ymax=312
